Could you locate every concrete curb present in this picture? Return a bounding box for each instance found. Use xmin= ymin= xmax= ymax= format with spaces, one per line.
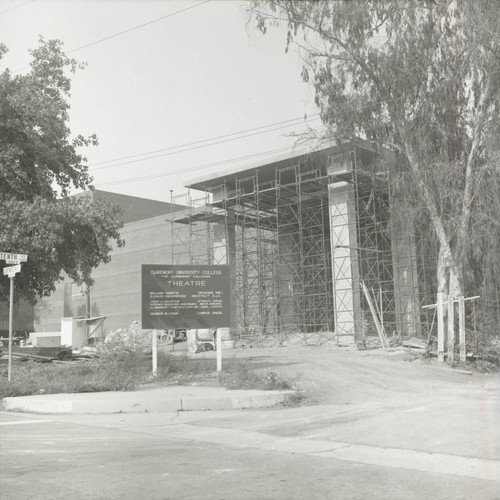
xmin=1 ymin=387 xmax=295 ymax=414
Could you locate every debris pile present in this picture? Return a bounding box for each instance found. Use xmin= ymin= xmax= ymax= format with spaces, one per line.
xmin=104 ymin=321 xmax=151 ymax=352
xmin=2 ymin=346 xmax=73 ymax=363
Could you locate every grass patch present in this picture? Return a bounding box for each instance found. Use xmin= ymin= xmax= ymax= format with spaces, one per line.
xmin=0 ymin=350 xmax=301 ymax=401
xmin=218 ymin=363 xmax=295 ymax=391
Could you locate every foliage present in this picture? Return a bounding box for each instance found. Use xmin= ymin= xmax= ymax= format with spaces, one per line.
xmin=0 ymin=196 xmax=123 ymax=302
xmin=250 ymin=0 xmax=500 ymax=337
xmin=0 ymin=352 xmax=301 ymax=398
xmin=0 ymin=38 xmax=124 ymax=303
xmin=0 ymin=38 xmax=93 ymax=201
xmin=0 ymin=361 xmax=118 ymax=398
xmin=218 ymin=363 xmax=294 ymax=391
xmin=90 ymin=348 xmax=153 ymax=391
xmin=467 ymin=325 xmax=500 ymax=372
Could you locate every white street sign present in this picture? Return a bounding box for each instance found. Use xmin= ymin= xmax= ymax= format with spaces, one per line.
xmin=0 ymin=252 xmax=28 ymax=263
xmin=3 ymin=264 xmax=21 ymax=276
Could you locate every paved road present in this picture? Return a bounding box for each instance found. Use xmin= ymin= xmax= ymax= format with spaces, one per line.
xmin=1 ymin=389 xmax=499 ymax=500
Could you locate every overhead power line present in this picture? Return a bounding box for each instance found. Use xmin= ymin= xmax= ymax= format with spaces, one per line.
xmin=92 ymin=93 xmax=409 ymax=188
xmin=88 ymin=92 xmax=408 ymax=174
xmin=90 ymin=115 xmax=321 ymax=171
xmin=11 ymin=0 xmax=210 ymax=73
xmin=67 ymin=0 xmax=210 ymax=54
xmin=91 ymin=114 xmax=319 ymax=167
xmin=95 ymin=146 xmax=292 ymax=188
xmin=0 ymin=0 xmax=35 ymax=17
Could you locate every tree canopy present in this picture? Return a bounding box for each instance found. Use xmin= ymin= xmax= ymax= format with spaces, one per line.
xmin=0 ymin=38 xmax=124 ymax=303
xmin=251 ymin=1 xmax=500 ymax=305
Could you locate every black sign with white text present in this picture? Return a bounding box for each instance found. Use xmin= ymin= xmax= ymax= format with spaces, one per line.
xmin=141 ymin=265 xmax=230 ymax=329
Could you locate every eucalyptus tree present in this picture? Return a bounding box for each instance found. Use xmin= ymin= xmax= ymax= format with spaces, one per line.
xmin=0 ymin=38 xmax=124 ymax=303
xmin=251 ymin=1 xmax=500 ymax=310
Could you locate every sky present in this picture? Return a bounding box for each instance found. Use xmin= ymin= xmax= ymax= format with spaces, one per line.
xmin=0 ymin=0 xmax=322 ymax=203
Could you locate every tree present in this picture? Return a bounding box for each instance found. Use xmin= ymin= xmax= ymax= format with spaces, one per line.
xmin=251 ymin=1 xmax=500 ymax=320
xmin=0 ymin=38 xmax=124 ymax=303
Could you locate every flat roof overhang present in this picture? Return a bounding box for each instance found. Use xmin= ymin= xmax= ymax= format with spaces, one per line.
xmin=184 ymin=139 xmax=386 ymax=193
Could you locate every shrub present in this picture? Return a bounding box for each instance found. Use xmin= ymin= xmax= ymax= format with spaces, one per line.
xmin=0 ymin=351 xmax=300 ymax=399
xmin=218 ymin=363 xmax=294 ymax=391
xmin=467 ymin=327 xmax=500 ymax=372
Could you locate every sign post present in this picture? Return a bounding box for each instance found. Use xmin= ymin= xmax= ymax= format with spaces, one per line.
xmin=142 ymin=265 xmax=231 ymax=373
xmin=1 ymin=253 xmax=28 ymax=383
xmin=216 ymin=328 xmax=223 ymax=372
xmin=152 ymin=329 xmax=158 ymax=377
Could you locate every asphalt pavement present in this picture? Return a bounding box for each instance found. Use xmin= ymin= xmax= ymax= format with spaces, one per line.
xmin=1 ymin=393 xmax=499 ymax=499
xmin=1 ymin=348 xmax=499 ymax=499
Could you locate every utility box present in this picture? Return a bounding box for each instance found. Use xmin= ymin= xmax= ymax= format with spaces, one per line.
xmin=29 ymin=332 xmax=61 ymax=347
xmin=61 ymin=317 xmax=87 ymax=348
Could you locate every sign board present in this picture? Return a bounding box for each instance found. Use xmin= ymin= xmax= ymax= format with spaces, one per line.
xmin=142 ymin=265 xmax=231 ymax=330
xmin=3 ymin=264 xmax=21 ymax=276
xmin=0 ymin=252 xmax=28 ymax=263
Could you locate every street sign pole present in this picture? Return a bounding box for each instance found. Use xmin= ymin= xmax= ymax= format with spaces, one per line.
xmin=8 ymin=275 xmax=14 ymax=382
xmin=1 ymin=253 xmax=28 ymax=383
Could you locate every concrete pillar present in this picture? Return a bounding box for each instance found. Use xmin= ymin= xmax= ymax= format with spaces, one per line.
xmin=328 ymin=181 xmax=361 ymax=346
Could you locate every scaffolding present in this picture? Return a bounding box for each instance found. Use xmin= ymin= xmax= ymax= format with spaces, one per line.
xmin=275 ymin=161 xmax=333 ymax=342
xmin=169 ymin=191 xmax=229 ymax=266
xmin=170 ymin=143 xmax=438 ymax=347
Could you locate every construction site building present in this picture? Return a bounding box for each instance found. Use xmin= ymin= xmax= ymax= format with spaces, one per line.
xmin=169 ymin=141 xmax=437 ymax=347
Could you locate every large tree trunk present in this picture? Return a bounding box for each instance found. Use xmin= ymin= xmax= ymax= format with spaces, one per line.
xmin=436 ymin=245 xmax=463 ymax=363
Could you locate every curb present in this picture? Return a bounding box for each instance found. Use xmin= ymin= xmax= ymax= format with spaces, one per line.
xmin=1 ymin=389 xmax=295 ymax=414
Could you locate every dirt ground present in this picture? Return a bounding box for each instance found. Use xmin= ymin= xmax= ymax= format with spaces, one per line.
xmin=189 ymin=343 xmax=500 ymax=406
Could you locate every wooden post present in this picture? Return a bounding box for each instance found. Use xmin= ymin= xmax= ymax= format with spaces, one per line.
xmin=216 ymin=328 xmax=222 ymax=372
xmin=458 ymin=296 xmax=466 ymax=364
xmin=437 ymin=292 xmax=445 ymax=362
xmin=85 ymin=284 xmax=91 ymax=340
xmin=152 ymin=329 xmax=158 ymax=377
xmin=447 ymin=296 xmax=455 ymax=364
xmin=362 ymin=282 xmax=388 ymax=348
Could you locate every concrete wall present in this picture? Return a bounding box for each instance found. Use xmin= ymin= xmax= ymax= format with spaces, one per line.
xmin=35 ymin=212 xmax=186 ymax=335
xmin=0 ymin=298 xmax=34 ymax=334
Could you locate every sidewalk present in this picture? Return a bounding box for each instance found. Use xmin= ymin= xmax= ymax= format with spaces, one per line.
xmin=1 ymin=385 xmax=294 ymax=414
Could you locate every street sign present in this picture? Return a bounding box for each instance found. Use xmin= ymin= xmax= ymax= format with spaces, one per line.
xmin=3 ymin=264 xmax=21 ymax=276
xmin=0 ymin=252 xmax=28 ymax=263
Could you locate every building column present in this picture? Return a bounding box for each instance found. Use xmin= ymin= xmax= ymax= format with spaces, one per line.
xmin=328 ymin=181 xmax=361 ymax=346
